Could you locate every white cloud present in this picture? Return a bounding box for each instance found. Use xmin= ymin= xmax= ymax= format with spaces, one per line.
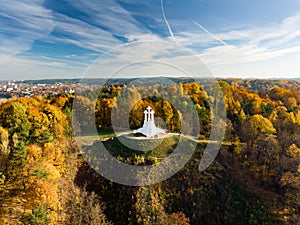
xmin=0 ymin=0 xmax=153 ymax=76
xmin=0 ymin=55 xmax=86 ymax=80
xmin=64 ymin=0 xmax=146 ymax=36
xmin=0 ymin=0 xmax=299 ymax=79
xmin=0 ymin=0 xmax=54 ymax=55
xmin=48 ymin=13 xmax=122 ymax=53
xmin=247 ymin=13 xmax=300 ymax=48
xmin=198 ymin=45 xmax=275 ymax=65
xmin=166 ymin=13 xmax=300 ymax=67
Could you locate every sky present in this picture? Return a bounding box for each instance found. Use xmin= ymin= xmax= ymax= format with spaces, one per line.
xmin=1 ymin=0 xmax=300 ymax=80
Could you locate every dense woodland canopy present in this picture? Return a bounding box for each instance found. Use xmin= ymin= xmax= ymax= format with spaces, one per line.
xmin=0 ymin=79 xmax=299 ymax=225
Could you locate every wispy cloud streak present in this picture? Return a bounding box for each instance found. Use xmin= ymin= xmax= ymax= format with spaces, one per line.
xmin=0 ymin=0 xmax=300 ymax=79
xmin=160 ymin=0 xmax=179 ymax=45
xmin=0 ymin=0 xmax=54 ymax=60
xmin=193 ymin=21 xmax=229 ymax=47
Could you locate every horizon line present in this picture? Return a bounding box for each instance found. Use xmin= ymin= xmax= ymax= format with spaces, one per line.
xmin=0 ymin=75 xmax=300 ymax=82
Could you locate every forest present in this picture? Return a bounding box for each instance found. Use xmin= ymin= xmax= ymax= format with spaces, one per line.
xmin=0 ymin=79 xmax=299 ymax=225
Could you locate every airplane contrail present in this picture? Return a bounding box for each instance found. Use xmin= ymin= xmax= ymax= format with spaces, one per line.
xmin=160 ymin=0 xmax=179 ymax=45
xmin=0 ymin=12 xmax=42 ymax=29
xmin=194 ymin=21 xmax=229 ymax=47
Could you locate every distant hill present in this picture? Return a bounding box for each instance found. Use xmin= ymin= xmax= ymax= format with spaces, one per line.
xmin=220 ymin=78 xmax=300 ymax=90
xmin=291 ymin=77 xmax=300 ymax=83
xmin=18 ymin=77 xmax=300 ymax=90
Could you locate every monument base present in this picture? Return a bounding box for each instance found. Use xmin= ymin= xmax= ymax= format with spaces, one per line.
xmin=133 ymin=106 xmax=165 ymax=138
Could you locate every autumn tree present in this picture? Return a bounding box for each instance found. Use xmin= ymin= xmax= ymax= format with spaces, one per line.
xmin=133 ymin=186 xmax=190 ymax=225
xmin=111 ymin=86 xmax=141 ymax=130
xmin=0 ymin=97 xmax=68 ymax=224
xmin=253 ymin=136 xmax=280 ymax=186
xmin=0 ymin=127 xmax=9 ymax=171
xmin=72 ymin=95 xmax=95 ymax=133
xmin=0 ymin=102 xmax=32 ymax=175
xmin=240 ymin=114 xmax=276 ymax=153
xmin=66 ymin=187 xmax=112 ymax=225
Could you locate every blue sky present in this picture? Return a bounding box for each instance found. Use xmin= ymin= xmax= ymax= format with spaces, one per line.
xmin=1 ymin=0 xmax=300 ymax=80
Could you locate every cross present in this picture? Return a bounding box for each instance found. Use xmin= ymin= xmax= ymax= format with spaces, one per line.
xmin=146 ymin=106 xmax=152 ymax=121
xmin=150 ymin=110 xmax=155 ymax=121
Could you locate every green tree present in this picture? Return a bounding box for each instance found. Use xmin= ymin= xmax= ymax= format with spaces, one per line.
xmin=0 ymin=102 xmax=32 ymax=173
xmin=0 ymin=127 xmax=9 ymax=171
xmin=21 ymin=205 xmax=50 ymax=225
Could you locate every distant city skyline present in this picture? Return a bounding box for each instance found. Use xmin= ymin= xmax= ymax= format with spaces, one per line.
xmin=1 ymin=0 xmax=300 ymax=80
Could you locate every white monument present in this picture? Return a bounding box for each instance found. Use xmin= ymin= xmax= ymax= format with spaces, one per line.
xmin=133 ymin=106 xmax=165 ymax=137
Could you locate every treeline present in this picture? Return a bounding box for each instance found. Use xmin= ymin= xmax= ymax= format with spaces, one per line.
xmin=220 ymin=82 xmax=300 ymax=224
xmin=221 ymin=78 xmax=300 ymax=90
xmin=74 ymin=80 xmax=299 ymax=223
xmin=0 ymin=80 xmax=299 ymax=224
xmin=73 ymin=82 xmax=212 ymax=137
xmin=19 ymin=77 xmax=300 ymax=90
xmin=0 ymin=97 xmax=111 ymax=225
